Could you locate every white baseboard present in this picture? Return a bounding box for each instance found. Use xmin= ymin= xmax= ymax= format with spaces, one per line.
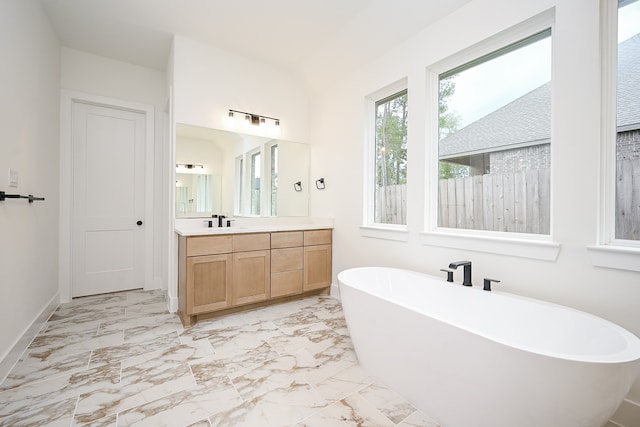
xmin=167 ymin=294 xmax=179 ymax=313
xmin=610 ymin=398 xmax=640 ymax=427
xmin=0 ymin=292 xmax=59 ymax=383
xmin=330 ymin=283 xmax=340 ymax=300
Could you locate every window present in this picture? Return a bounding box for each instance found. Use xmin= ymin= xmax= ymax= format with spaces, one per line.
xmin=270 ymin=143 xmax=278 ymax=216
xmin=373 ymin=90 xmax=408 ymax=225
xmin=250 ymin=150 xmax=261 ymax=215
xmin=614 ymin=0 xmax=640 ymax=242
xmin=437 ymin=29 xmax=552 ymax=235
xmin=588 ymin=0 xmax=640 ymax=270
xmin=234 ymin=156 xmax=244 ymax=215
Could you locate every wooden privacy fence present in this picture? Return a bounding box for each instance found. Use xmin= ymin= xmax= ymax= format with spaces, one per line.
xmin=375 ymin=184 xmax=407 ymax=225
xmin=376 ymin=158 xmax=639 ymax=239
xmin=439 ymin=169 xmax=551 ymax=234
xmin=616 ymin=158 xmax=640 ymax=240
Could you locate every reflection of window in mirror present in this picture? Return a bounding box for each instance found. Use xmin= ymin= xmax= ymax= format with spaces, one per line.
xmin=235 ymin=156 xmax=244 ymax=215
xmin=250 ymin=151 xmax=261 ymax=215
xmin=195 ymin=175 xmax=213 ymax=212
xmin=270 ymin=144 xmax=278 ymax=216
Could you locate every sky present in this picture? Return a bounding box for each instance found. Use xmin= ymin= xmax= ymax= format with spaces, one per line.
xmin=445 ymin=0 xmax=640 ymax=129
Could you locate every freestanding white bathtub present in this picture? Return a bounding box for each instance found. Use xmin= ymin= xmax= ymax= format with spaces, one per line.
xmin=338 ymin=267 xmax=640 ymax=427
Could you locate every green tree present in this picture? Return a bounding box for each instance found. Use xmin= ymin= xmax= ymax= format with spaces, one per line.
xmin=376 ymin=92 xmax=407 ymax=187
xmin=439 ymin=77 xmax=460 ymax=139
xmin=438 ymin=76 xmax=467 ymax=179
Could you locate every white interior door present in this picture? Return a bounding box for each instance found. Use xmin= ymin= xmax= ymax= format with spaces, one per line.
xmin=71 ymin=101 xmax=146 ymax=297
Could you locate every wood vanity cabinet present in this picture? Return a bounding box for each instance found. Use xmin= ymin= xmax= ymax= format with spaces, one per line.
xmin=178 ymin=228 xmax=332 ymax=326
xmin=271 ymin=231 xmax=304 ymax=298
xmin=303 ymin=230 xmax=332 ymax=291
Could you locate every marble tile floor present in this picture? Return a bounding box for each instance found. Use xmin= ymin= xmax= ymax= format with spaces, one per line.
xmin=0 ymin=290 xmax=440 ymax=427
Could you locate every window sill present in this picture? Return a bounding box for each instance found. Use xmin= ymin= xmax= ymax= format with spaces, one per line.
xmin=586 ymin=245 xmax=640 ymax=272
xmin=360 ymin=225 xmax=410 ymax=242
xmin=420 ymin=231 xmax=560 ymax=261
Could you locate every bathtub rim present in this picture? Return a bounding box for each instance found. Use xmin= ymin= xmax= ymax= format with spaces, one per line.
xmin=338 ymin=266 xmax=640 ymax=365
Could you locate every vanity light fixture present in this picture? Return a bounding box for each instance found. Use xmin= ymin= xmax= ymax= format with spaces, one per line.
xmin=315 ymin=178 xmax=326 ymax=190
xmin=176 ymin=163 xmax=203 ymax=170
xmin=227 ymin=109 xmax=281 ymax=133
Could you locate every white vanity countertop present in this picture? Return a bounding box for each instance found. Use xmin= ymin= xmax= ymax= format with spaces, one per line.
xmin=175 ymin=217 xmax=334 ymax=236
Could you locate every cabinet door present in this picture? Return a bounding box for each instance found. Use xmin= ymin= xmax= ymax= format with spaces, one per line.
xmin=233 ymin=250 xmax=271 ymax=306
xmin=304 ymin=244 xmax=332 ymax=291
xmin=186 ymin=254 xmax=232 ymax=314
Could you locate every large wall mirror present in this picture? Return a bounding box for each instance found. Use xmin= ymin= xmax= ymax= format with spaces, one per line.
xmin=176 ymin=123 xmax=309 ymax=218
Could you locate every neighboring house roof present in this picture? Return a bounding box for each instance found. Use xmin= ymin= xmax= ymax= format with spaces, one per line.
xmin=618 ymin=34 xmax=640 ymax=130
xmin=440 ymin=33 xmax=640 ymax=158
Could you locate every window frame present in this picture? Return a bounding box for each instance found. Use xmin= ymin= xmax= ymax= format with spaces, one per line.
xmin=234 ymin=155 xmax=244 ymax=216
xmin=268 ymin=141 xmax=278 ymax=216
xmin=587 ymin=0 xmax=640 ymax=271
xmin=422 ymin=10 xmax=561 ymax=261
xmin=248 ymin=147 xmax=262 ymax=216
xmin=361 ymin=78 xmax=410 ymax=242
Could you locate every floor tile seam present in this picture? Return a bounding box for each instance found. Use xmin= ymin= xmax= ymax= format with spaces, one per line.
xmin=352 ymin=381 xmax=416 ymax=427
xmin=338 ymin=384 xmax=399 ymax=426
xmin=117 ymin=377 xmax=203 ymax=418
xmin=187 ymin=358 xmax=199 ymax=387
xmin=70 ymin=393 xmax=82 ymax=426
xmin=74 ymin=378 xmax=197 ymax=425
xmin=292 ymin=395 xmax=345 ymax=426
xmin=0 ymin=363 xmax=91 ymax=396
xmin=28 ymin=329 xmax=120 ymax=351
xmin=394 ymin=409 xmax=425 ymax=426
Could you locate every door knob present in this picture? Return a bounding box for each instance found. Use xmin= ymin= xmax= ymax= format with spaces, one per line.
xmin=136 ymin=220 xmax=143 ymax=226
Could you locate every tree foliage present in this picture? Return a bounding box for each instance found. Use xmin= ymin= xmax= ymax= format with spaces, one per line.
xmin=438 ymin=76 xmax=468 ymax=179
xmin=439 ymin=77 xmax=461 ymax=139
xmin=376 ymin=92 xmax=407 ymax=187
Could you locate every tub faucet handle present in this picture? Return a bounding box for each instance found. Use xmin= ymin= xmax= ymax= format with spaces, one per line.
xmin=440 ymin=269 xmax=454 ymax=283
xmin=483 ymin=278 xmax=501 ymax=291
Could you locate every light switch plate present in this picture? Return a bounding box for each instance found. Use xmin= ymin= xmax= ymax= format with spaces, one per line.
xmin=8 ymin=169 xmax=18 ymax=188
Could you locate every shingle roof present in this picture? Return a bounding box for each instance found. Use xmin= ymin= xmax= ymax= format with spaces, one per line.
xmin=440 ymin=33 xmax=640 ymax=157
xmin=617 ymin=34 xmax=640 ymax=129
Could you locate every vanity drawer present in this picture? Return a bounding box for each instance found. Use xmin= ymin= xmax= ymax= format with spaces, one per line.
xmin=271 ymin=270 xmax=303 ymax=298
xmin=272 ymin=247 xmax=303 ymax=273
xmin=187 ymin=235 xmax=233 ymax=257
xmin=303 ymin=229 xmax=332 ymax=246
xmin=232 ymin=233 xmax=271 ymax=252
xmin=271 ymin=231 xmax=303 ymax=249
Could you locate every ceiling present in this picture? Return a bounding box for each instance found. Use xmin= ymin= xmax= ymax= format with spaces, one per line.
xmin=40 ymin=0 xmax=470 ymax=86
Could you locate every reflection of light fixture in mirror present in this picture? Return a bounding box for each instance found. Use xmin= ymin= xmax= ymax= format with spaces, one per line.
xmin=227 ymin=109 xmax=281 ymax=135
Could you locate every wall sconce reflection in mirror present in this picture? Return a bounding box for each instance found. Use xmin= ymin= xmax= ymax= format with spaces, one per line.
xmin=294 ymin=181 xmax=302 ymax=192
xmin=315 ymin=178 xmax=325 ymax=190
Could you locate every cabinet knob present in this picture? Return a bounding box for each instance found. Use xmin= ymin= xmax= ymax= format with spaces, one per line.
xmin=136 ymin=220 xmax=143 ymax=226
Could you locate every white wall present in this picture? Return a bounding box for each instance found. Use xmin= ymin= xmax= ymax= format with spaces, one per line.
xmin=0 ymin=0 xmax=60 ymax=379
xmin=172 ymin=35 xmax=312 ymax=144
xmin=308 ymin=0 xmax=640 ymax=415
xmin=60 ymin=48 xmax=168 ymax=291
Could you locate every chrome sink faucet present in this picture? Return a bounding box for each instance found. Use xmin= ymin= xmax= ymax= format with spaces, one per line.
xmin=449 ymin=261 xmax=472 ymax=286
